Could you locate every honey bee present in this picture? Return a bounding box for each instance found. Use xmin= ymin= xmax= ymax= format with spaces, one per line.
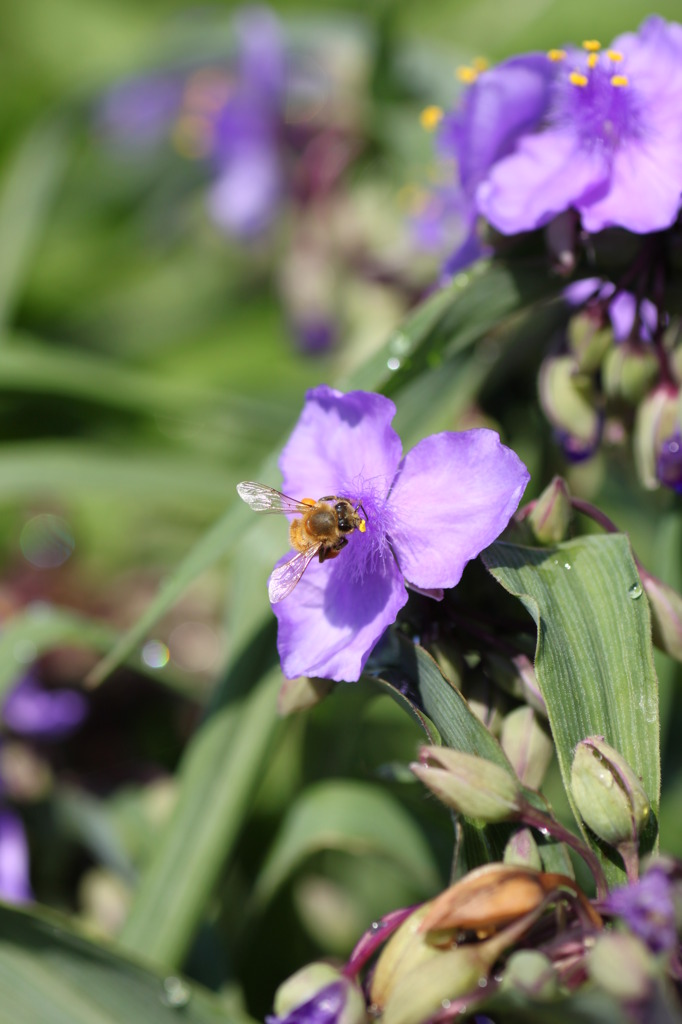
xmin=237 ymin=481 xmax=367 ymax=603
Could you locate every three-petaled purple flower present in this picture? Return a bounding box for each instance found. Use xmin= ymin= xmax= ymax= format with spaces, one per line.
xmin=478 ymin=17 xmax=682 ymax=237
xmin=269 ymin=386 xmax=529 ymax=682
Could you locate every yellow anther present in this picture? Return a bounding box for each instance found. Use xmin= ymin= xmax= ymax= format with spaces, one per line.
xmin=582 ymin=39 xmax=601 ymax=51
xmin=547 ymin=49 xmax=566 ymax=61
xmin=473 ymin=56 xmax=489 ymax=71
xmin=569 ymin=71 xmax=589 ymax=87
xmin=587 ymin=52 xmax=599 ymax=68
xmin=456 ymin=65 xmax=479 ymax=84
xmin=607 ymin=49 xmax=624 ymax=61
xmin=611 ymin=74 xmax=629 ymax=87
xmin=419 ymin=105 xmax=444 ymax=131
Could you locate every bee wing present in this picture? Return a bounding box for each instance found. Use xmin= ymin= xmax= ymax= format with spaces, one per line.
xmin=237 ymin=481 xmax=311 ymax=515
xmin=268 ymin=546 xmax=321 ymax=603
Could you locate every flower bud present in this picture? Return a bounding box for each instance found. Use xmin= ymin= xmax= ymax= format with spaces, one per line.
xmin=272 ymin=963 xmax=366 ymax=1024
xmin=633 ymin=383 xmax=680 ymax=490
xmin=499 ymin=950 xmax=559 ymax=999
xmin=538 ymin=355 xmax=601 ymax=451
xmin=587 ymin=932 xmax=655 ymax=1003
xmin=567 ymin=313 xmax=613 ymax=373
xmin=570 ymin=736 xmax=651 ymax=848
xmin=602 ymin=343 xmax=659 ymax=405
xmin=411 ymin=747 xmax=521 ymax=823
xmin=369 ymin=903 xmax=444 ymax=1013
xmin=527 ymin=476 xmax=572 ymax=545
xmin=500 ymin=707 xmax=554 ymax=790
xmin=503 ymin=828 xmax=542 ymax=871
xmin=380 ymin=943 xmax=491 ymax=1024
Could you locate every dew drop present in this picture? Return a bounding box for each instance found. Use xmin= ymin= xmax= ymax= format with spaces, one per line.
xmin=441 ymin=999 xmax=451 ymax=1009
xmin=160 ymin=976 xmax=191 ymax=1009
xmin=538 ymin=826 xmax=551 ymax=837
xmin=387 ymin=357 xmax=401 ymax=372
xmin=628 ymin=582 xmax=643 ymax=600
xmin=477 ymin=976 xmax=488 ymax=988
xmin=142 ymin=640 xmax=170 ymax=669
xmin=563 ymin=562 xmax=571 ymax=570
xmin=370 ymin=920 xmax=383 ymax=932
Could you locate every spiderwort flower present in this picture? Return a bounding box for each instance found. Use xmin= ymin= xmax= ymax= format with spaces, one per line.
xmin=604 ymin=864 xmax=678 ymax=954
xmin=271 ymin=386 xmax=529 ymax=681
xmin=0 ymin=808 xmax=32 ymax=904
xmin=417 ymin=54 xmax=553 ymax=275
xmin=478 ymin=18 xmax=682 ymax=235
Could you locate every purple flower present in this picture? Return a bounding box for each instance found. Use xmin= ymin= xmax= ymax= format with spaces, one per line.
xmin=478 ymin=18 xmax=682 ymax=236
xmin=208 ymin=6 xmax=286 ymax=237
xmin=267 ymin=981 xmax=349 ymax=1024
xmin=271 ymin=386 xmax=529 ymax=681
xmin=417 ymin=54 xmax=553 ymax=275
xmin=2 ymin=674 xmax=88 ymax=740
xmin=604 ymin=865 xmax=678 ymax=954
xmin=97 ymin=74 xmax=183 ymax=147
xmin=564 ymin=277 xmax=658 ymax=342
xmin=0 ymin=808 xmax=32 ymax=903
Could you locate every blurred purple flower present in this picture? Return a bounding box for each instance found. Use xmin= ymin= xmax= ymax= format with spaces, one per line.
xmin=97 ymin=74 xmax=183 ymax=147
xmin=208 ymin=6 xmax=286 ymax=236
xmin=604 ymin=864 xmax=678 ymax=954
xmin=2 ymin=674 xmax=88 ymax=740
xmin=564 ymin=277 xmax=658 ymax=342
xmin=416 ymin=54 xmax=553 ymax=275
xmin=272 ymin=386 xmax=529 ymax=681
xmin=0 ymin=808 xmax=32 ymax=903
xmin=478 ymin=17 xmax=682 ymax=235
xmin=267 ymin=981 xmax=348 ymax=1024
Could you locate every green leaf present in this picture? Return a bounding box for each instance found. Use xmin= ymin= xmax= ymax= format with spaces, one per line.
xmin=484 ymin=535 xmax=660 ymax=883
xmin=252 ymin=779 xmax=441 ymax=908
xmin=118 ymin=625 xmax=283 ymax=968
xmin=0 ymin=901 xmax=255 ymax=1024
xmin=0 ymin=119 xmax=71 ymax=333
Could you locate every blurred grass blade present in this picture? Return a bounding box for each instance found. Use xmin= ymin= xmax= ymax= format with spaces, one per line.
xmin=253 ymin=780 xmax=441 ymax=909
xmin=0 ymin=901 xmax=254 ymax=1024
xmin=0 ymin=119 xmax=71 ymax=333
xmin=484 ymin=534 xmax=660 ymax=884
xmin=119 ymin=625 xmax=283 ymax=967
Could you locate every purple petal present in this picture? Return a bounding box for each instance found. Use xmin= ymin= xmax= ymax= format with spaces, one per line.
xmin=477 ymin=129 xmax=611 ymax=234
xmin=234 ymin=5 xmax=286 ymax=103
xmin=0 ymin=809 xmax=32 ymax=904
xmin=208 ymin=147 xmax=282 ymax=237
xmin=387 ymin=430 xmax=530 ymax=589
xmin=2 ymin=676 xmax=88 ymax=740
xmin=279 ymin=386 xmax=402 ymax=502
xmin=273 ymin=550 xmax=407 ymax=682
xmin=446 ymin=54 xmax=553 ymax=196
xmin=580 ymin=131 xmax=682 ymax=234
xmin=267 ymin=981 xmax=348 ymax=1024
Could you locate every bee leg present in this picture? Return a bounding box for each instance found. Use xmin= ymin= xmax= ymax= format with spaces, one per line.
xmin=319 ymin=537 xmax=348 ymax=563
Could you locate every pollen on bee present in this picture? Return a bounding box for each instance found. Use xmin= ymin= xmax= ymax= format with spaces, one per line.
xmin=301 ymin=498 xmax=317 ymax=507
xmin=359 ymin=520 xmax=367 ymax=533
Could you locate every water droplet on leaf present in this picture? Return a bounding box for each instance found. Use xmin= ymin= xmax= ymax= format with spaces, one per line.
xmin=628 ymin=582 xmax=642 ymax=599
xmin=160 ymin=977 xmax=191 ymax=1009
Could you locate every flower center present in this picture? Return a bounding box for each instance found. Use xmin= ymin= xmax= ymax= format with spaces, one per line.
xmin=546 ymin=40 xmax=640 ymax=151
xmin=333 ymin=475 xmax=397 ymax=584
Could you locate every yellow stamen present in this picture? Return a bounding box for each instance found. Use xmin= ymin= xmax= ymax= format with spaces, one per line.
xmin=587 ymin=52 xmax=599 ymax=68
xmin=582 ymin=39 xmax=601 ymax=51
xmin=607 ymin=49 xmax=624 ymax=61
xmin=611 ymin=74 xmax=629 ymax=87
xmin=419 ymin=105 xmax=443 ymax=131
xmin=547 ymin=48 xmax=566 ymax=61
xmin=472 ymin=56 xmax=489 ymax=71
xmin=569 ymin=71 xmax=588 ymax=87
xmin=456 ymin=65 xmax=479 ymax=84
